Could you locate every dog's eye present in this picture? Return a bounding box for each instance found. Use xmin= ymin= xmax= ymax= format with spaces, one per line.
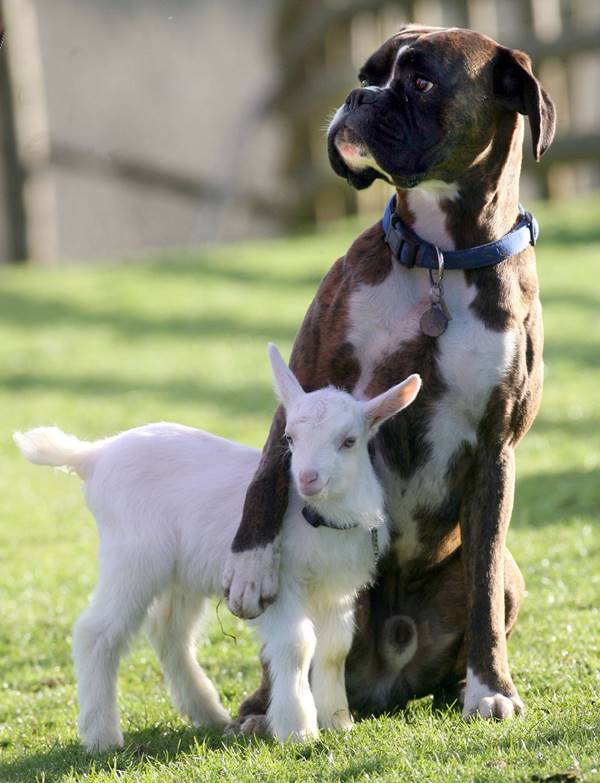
xmin=414 ymin=76 xmax=434 ymax=93
xmin=342 ymin=437 xmax=356 ymax=449
xmin=359 ymin=77 xmax=369 ymax=88
xmin=285 ymin=433 xmax=293 ymax=448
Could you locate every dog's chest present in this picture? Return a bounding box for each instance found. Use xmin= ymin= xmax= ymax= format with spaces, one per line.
xmin=346 ymin=263 xmax=517 ymax=559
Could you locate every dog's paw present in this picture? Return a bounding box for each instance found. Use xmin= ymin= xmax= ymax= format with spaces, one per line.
xmin=222 ymin=544 xmax=280 ymax=619
xmin=465 ymin=693 xmax=524 ymax=720
xmin=240 ymin=715 xmax=270 ymax=736
xmin=461 ymin=669 xmax=524 ymax=721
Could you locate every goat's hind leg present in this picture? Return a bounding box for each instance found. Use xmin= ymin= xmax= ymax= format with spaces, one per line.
xmin=72 ymin=557 xmax=161 ymax=752
xmin=146 ymin=587 xmax=230 ymax=729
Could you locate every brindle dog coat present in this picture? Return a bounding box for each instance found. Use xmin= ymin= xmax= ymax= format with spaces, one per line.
xmin=224 ymin=25 xmax=555 ymax=722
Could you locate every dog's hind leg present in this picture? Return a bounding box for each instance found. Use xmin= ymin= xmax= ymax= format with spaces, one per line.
xmin=504 ymin=548 xmax=525 ymax=638
xmin=225 ymin=648 xmax=271 ymax=737
xmin=146 ymin=587 xmax=231 ymax=729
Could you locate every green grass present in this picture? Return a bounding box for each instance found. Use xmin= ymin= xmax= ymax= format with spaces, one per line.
xmin=1 ymin=195 xmax=599 ymax=783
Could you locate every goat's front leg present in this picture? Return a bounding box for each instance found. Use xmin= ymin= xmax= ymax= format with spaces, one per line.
xmin=460 ymin=445 xmax=524 ymax=720
xmin=256 ymin=592 xmax=318 ymax=742
xmin=310 ymin=598 xmax=355 ymax=732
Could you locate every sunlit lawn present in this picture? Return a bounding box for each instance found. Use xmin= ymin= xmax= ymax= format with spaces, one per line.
xmin=0 ymin=196 xmax=598 ymax=782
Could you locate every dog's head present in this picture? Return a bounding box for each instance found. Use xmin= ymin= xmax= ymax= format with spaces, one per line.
xmin=327 ymin=25 xmax=556 ymax=190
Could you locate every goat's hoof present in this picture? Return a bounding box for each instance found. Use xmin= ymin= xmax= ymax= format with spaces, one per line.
xmin=284 ymin=726 xmax=320 ymax=743
xmin=322 ymin=711 xmax=354 ymax=732
xmin=222 ymin=545 xmax=279 ymax=619
xmin=81 ymin=726 xmax=124 ymax=753
xmin=189 ymin=705 xmax=231 ymax=730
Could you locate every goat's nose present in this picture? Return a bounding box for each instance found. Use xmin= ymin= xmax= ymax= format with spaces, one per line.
xmin=299 ymin=470 xmax=320 ymax=491
xmin=345 ymin=87 xmax=380 ymax=111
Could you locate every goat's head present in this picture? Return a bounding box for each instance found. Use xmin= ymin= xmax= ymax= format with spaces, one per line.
xmin=268 ymin=344 xmax=421 ymax=503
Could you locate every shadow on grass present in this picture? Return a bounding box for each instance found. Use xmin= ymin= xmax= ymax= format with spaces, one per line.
xmin=513 ymin=467 xmax=600 ymax=529
xmin=539 ymin=223 xmax=600 ymax=246
xmin=1 ymin=372 xmax=274 ymax=416
xmin=0 ymin=723 xmax=388 ymax=783
xmin=541 ymin=290 xmax=600 ymax=313
xmin=0 ymin=290 xmax=298 ymax=344
xmin=531 ymin=416 xmax=600 ymax=438
xmin=544 ymin=340 xmax=600 ymax=369
xmin=144 ymin=257 xmax=326 ymax=289
xmin=0 ymin=725 xmax=274 ymax=783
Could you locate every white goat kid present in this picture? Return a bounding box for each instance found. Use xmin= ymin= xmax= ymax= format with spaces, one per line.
xmin=15 ymin=344 xmax=420 ymax=751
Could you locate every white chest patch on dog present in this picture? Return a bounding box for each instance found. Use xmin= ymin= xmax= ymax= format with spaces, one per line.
xmin=347 ymin=261 xmax=425 ymax=400
xmin=347 ymin=266 xmax=517 ymax=560
xmin=405 ymin=182 xmax=460 ymax=251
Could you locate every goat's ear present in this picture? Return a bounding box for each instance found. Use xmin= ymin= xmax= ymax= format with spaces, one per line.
xmin=493 ymin=47 xmax=556 ymax=161
xmin=363 ymin=374 xmax=421 ymax=431
xmin=268 ymin=343 xmax=304 ymax=409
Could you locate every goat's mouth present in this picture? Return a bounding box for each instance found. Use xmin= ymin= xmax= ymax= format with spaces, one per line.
xmin=299 ymin=486 xmax=324 ymax=499
xmin=297 ymin=478 xmax=330 ymax=500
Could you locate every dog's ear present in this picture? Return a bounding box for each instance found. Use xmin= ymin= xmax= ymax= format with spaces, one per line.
xmin=493 ymin=47 xmax=556 ymax=161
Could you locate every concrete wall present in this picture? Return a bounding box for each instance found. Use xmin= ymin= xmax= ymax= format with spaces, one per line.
xmin=33 ymin=0 xmax=282 ymax=261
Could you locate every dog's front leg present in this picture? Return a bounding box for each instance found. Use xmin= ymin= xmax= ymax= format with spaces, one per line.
xmin=222 ymin=257 xmax=354 ymax=619
xmin=222 ymin=407 xmax=289 ymax=619
xmin=460 ymin=445 xmax=524 ymax=720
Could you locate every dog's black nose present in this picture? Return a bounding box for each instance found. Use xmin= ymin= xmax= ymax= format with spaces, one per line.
xmin=345 ymin=87 xmax=382 ymax=111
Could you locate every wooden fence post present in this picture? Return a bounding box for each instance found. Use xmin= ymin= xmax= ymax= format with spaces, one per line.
xmin=1 ymin=0 xmax=58 ymax=262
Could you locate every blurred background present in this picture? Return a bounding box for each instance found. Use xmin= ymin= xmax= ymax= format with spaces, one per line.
xmin=0 ymin=0 xmax=599 ymax=263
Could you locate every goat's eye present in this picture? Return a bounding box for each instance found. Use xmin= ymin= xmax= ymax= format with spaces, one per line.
xmin=414 ymin=76 xmax=434 ymax=93
xmin=342 ymin=437 xmax=356 ymax=449
xmin=284 ymin=433 xmax=293 ymax=448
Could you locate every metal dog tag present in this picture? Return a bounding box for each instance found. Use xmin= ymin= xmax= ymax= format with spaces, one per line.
xmin=420 ymin=248 xmax=452 ymax=338
xmin=420 ymin=304 xmax=448 ymax=337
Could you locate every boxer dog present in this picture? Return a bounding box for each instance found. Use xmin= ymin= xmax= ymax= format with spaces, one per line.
xmin=223 ymin=25 xmax=555 ymax=724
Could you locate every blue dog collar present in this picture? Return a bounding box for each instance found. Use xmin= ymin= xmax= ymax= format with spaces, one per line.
xmin=382 ymin=194 xmax=538 ymax=271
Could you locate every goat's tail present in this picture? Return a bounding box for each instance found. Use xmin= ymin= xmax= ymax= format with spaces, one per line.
xmin=13 ymin=427 xmax=98 ymax=480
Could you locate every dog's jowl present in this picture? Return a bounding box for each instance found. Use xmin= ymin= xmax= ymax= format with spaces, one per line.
xmin=223 ymin=25 xmax=555 ymax=722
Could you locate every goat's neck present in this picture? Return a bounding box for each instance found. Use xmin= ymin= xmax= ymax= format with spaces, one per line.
xmin=308 ymin=461 xmax=385 ymax=531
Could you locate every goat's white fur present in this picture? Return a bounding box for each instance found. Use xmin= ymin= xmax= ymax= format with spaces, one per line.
xmin=14 ymin=345 xmax=421 ymax=751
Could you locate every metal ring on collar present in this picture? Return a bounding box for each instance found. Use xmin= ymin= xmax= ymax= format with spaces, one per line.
xmin=428 ymin=245 xmax=445 ymax=285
